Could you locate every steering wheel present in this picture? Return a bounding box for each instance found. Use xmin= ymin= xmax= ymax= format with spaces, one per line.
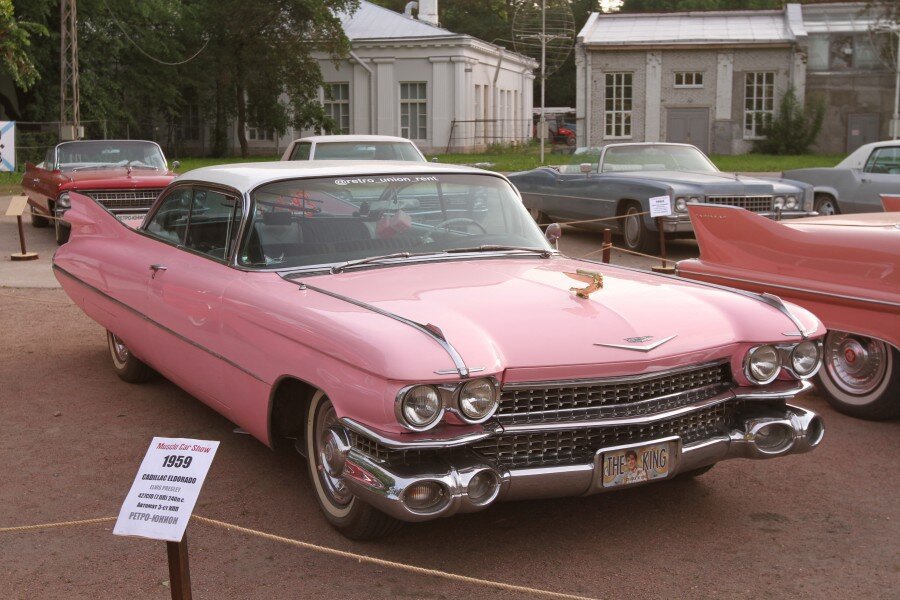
xmin=434 ymin=217 xmax=488 ymax=234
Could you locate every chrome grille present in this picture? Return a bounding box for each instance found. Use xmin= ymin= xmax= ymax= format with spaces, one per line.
xmin=348 ymin=432 xmax=435 ymax=465
xmin=84 ymin=189 xmax=163 ymax=210
xmin=706 ymin=196 xmax=773 ymax=213
xmin=472 ymin=402 xmax=737 ymax=469
xmin=498 ymin=362 xmax=731 ymax=425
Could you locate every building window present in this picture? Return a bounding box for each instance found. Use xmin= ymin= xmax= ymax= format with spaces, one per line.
xmin=324 ymin=83 xmax=350 ymax=134
xmin=743 ymin=72 xmax=774 ymax=140
xmin=674 ymin=72 xmax=703 ymax=88
xmin=400 ymin=82 xmax=427 ymax=140
xmin=604 ymin=72 xmax=632 ymax=139
xmin=176 ymin=104 xmax=200 ymax=141
xmin=247 ymin=127 xmax=275 ymax=142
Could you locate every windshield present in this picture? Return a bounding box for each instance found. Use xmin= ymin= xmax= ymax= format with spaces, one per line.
xmin=601 ymin=145 xmax=717 ymax=173
xmin=56 ymin=141 xmax=167 ymax=170
xmin=558 ymin=147 xmax=602 ymax=174
xmin=312 ymin=141 xmax=424 ymax=161
xmin=241 ymin=173 xmax=549 ymax=270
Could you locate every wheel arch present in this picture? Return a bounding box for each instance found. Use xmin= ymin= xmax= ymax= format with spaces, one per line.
xmin=268 ymin=375 xmax=319 ymax=452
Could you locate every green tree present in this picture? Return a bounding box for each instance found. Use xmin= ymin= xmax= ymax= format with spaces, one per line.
xmin=752 ymin=87 xmax=824 ymax=155
xmin=1 ymin=0 xmax=48 ymax=90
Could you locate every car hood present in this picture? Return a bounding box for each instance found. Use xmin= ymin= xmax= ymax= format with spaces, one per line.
xmin=297 ymin=256 xmax=821 ymax=382
xmin=60 ymin=168 xmax=176 ymax=190
xmin=610 ymin=170 xmax=783 ymax=193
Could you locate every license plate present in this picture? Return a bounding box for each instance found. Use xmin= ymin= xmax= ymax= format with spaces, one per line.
xmin=117 ymin=214 xmax=145 ymax=229
xmin=600 ymin=439 xmax=676 ymax=489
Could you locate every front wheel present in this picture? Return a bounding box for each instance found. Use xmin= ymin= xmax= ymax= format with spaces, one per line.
xmin=30 ymin=205 xmax=50 ymax=228
xmin=107 ymin=330 xmax=153 ymax=383
xmin=620 ymin=202 xmax=659 ymax=254
xmin=305 ymin=391 xmax=402 ymax=540
xmin=816 ymin=331 xmax=900 ymax=420
xmin=55 ymin=215 xmax=70 ymax=245
xmin=814 ymin=195 xmax=839 ymax=215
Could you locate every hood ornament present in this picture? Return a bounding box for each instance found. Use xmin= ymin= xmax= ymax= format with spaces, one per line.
xmin=594 ymin=334 xmax=677 ymax=352
xmin=565 ymin=269 xmax=603 ymax=299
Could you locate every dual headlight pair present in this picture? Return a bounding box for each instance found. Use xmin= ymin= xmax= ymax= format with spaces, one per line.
xmin=774 ymin=195 xmax=799 ymax=210
xmin=397 ymin=378 xmax=498 ymax=431
xmin=745 ymin=341 xmax=822 ymax=385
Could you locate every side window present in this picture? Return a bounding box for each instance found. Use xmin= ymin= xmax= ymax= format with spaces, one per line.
xmin=145 ymin=187 xmax=193 ymax=244
xmin=864 ymin=147 xmax=900 ymax=174
xmin=44 ymin=148 xmax=55 ymax=169
xmin=184 ymin=188 xmax=241 ymax=260
xmin=291 ymin=142 xmax=312 ymax=160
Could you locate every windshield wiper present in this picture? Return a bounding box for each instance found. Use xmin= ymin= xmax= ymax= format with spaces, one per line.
xmin=443 ymin=245 xmax=554 ymax=258
xmin=330 ymin=251 xmax=442 ymax=274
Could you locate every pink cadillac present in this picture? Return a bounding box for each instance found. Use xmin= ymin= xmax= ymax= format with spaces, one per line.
xmin=54 ymin=162 xmax=826 ymax=539
xmin=678 ymin=204 xmax=900 ymax=420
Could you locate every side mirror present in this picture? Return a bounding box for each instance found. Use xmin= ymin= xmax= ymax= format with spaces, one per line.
xmin=579 ymin=163 xmax=592 ymax=174
xmin=171 ymin=161 xmax=181 ymax=171
xmin=545 ymin=222 xmax=562 ymax=248
xmin=431 ymin=157 xmax=439 ymax=163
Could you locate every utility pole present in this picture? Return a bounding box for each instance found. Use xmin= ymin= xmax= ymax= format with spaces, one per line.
xmin=60 ymin=0 xmax=82 ymax=141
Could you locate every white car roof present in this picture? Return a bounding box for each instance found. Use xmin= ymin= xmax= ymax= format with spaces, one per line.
xmin=836 ymin=140 xmax=900 ymax=169
xmin=291 ymin=135 xmax=415 ymax=144
xmin=176 ymin=161 xmax=498 ymax=193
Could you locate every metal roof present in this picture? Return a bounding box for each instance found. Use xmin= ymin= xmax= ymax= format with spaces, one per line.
xmin=801 ymin=2 xmax=880 ymax=34
xmin=338 ymin=1 xmax=456 ymax=41
xmin=177 ymin=161 xmax=492 ymax=193
xmin=579 ymin=9 xmax=798 ymax=46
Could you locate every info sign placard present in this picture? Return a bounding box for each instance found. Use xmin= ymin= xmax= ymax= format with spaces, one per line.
xmin=648 ymin=195 xmax=673 ymax=218
xmin=0 ymin=121 xmax=15 ymax=172
xmin=114 ymin=437 xmax=219 ymax=542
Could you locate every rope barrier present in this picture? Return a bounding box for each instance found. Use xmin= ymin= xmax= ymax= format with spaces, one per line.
xmin=0 ymin=292 xmax=72 ymax=305
xmin=0 ymin=514 xmax=599 ymax=599
xmin=560 ymin=210 xmax=650 ymax=226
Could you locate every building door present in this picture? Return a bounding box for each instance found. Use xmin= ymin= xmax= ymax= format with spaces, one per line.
xmin=666 ymin=108 xmax=710 ymax=154
xmin=846 ymin=114 xmax=879 ymax=153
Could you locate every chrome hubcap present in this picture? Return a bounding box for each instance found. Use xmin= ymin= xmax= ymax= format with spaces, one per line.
xmin=110 ymin=334 xmax=129 ymax=363
xmin=824 ymin=332 xmax=887 ymax=396
xmin=624 ymin=209 xmax=640 ymax=247
xmin=315 ymin=404 xmax=352 ymax=506
xmin=818 ymin=200 xmax=836 ymax=215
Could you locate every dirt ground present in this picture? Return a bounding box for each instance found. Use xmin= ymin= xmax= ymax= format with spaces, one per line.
xmin=1 ymin=228 xmax=898 ymax=599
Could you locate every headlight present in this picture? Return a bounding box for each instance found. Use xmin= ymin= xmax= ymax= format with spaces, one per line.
xmin=689 ymin=196 xmax=701 ymax=204
xmin=56 ymin=192 xmax=71 ymax=210
xmin=399 ymin=385 xmax=442 ymax=430
xmin=675 ymin=197 xmax=687 ymax=212
xmin=790 ymin=341 xmax=821 ymax=378
xmin=785 ymin=195 xmax=798 ymax=210
xmin=746 ymin=345 xmax=781 ymax=385
xmin=773 ymin=196 xmax=785 ymax=210
xmin=457 ymin=379 xmax=498 ymax=422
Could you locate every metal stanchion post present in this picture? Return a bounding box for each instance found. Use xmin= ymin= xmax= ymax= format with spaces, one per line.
xmin=8 ymin=196 xmax=38 ymax=261
xmin=651 ymin=217 xmax=674 ymax=274
xmin=602 ymin=228 xmax=611 ymax=263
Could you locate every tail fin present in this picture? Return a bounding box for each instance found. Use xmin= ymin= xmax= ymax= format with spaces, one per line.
xmin=686 ymin=204 xmax=801 ymax=268
xmin=63 ymin=192 xmax=132 ymax=240
xmin=882 ymin=194 xmax=900 ymax=213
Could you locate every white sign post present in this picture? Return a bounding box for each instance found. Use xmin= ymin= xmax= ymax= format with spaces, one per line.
xmin=114 ymin=437 xmax=219 ymax=600
xmin=0 ymin=121 xmax=15 ymax=172
xmin=648 ymin=195 xmax=673 ymax=273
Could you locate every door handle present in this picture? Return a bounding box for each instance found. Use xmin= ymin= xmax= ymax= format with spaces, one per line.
xmin=149 ymin=264 xmax=168 ymax=278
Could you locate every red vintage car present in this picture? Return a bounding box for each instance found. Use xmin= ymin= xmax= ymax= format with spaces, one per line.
xmin=677 ymin=204 xmax=900 ymax=420
xmin=23 ymin=140 xmax=177 ymax=243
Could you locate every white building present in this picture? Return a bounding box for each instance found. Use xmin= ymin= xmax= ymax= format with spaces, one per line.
xmin=265 ymin=0 xmax=536 ymax=155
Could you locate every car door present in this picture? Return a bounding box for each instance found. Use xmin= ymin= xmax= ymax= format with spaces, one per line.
xmin=857 ymin=146 xmax=900 ymax=212
xmin=553 ymin=171 xmax=617 ymax=223
xmin=141 ymin=184 xmax=244 ymax=413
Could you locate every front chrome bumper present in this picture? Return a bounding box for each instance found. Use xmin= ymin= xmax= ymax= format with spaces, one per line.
xmin=333 ymin=394 xmax=824 ymax=523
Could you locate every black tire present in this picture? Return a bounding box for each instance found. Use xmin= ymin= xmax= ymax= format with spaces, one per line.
xmin=677 ymin=464 xmax=715 ymax=479
xmin=619 ymin=201 xmax=660 ymax=254
xmin=305 ymin=391 xmax=403 ymax=540
xmin=529 ymin=207 xmax=550 ymax=226
xmin=30 ymin=205 xmax=50 ymax=228
xmin=106 ymin=330 xmax=153 ymax=383
xmin=816 ymin=331 xmax=900 ymax=420
xmin=55 ymin=215 xmax=71 ymax=245
xmin=814 ymin=194 xmax=840 ymax=216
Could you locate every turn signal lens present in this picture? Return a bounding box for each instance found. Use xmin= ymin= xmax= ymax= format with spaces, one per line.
xmin=467 ymin=470 xmax=500 ymax=505
xmin=790 ymin=341 xmax=821 ymax=378
xmin=754 ymin=423 xmax=792 ymax=452
xmin=747 ymin=345 xmax=781 ymax=384
xmin=404 ymin=481 xmax=446 ymax=511
xmin=458 ymin=379 xmax=498 ymax=421
xmin=401 ymin=386 xmax=441 ymax=429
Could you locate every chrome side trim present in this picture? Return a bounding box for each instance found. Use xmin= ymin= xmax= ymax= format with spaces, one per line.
xmin=53 ymin=264 xmax=267 ymax=384
xmin=758 ymin=293 xmax=810 ymax=339
xmin=300 ymin=282 xmax=472 ymax=378
xmin=339 ymin=417 xmax=495 ymax=450
xmin=674 ymin=268 xmax=900 ymax=311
